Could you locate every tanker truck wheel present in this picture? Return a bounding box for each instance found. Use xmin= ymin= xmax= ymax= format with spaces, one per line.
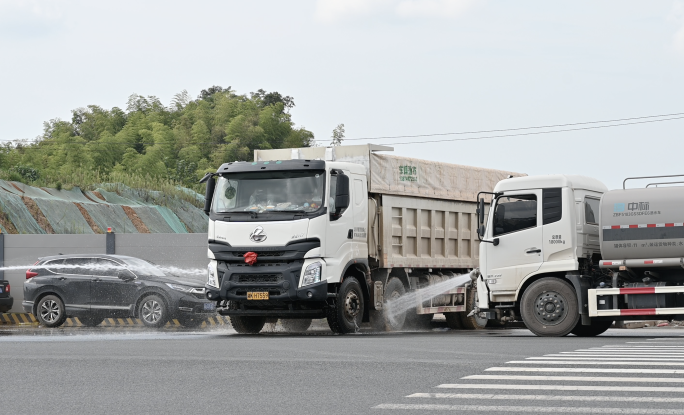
xmin=460 ymin=287 xmax=487 ymax=330
xmin=445 ymin=312 xmax=463 ymax=329
xmin=520 ymin=277 xmax=580 ymax=337
xmin=571 ymin=320 xmax=613 ymax=337
xmin=230 ymin=316 xmax=266 ymax=334
xmin=327 ymin=277 xmax=365 ymax=334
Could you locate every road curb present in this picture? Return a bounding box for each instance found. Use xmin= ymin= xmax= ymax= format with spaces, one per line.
xmin=0 ymin=312 xmax=230 ymax=328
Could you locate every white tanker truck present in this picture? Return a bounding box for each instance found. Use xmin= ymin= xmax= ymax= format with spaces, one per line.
xmin=474 ymin=174 xmax=684 ymax=336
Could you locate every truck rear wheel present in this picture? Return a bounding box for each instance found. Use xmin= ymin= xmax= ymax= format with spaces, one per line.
xmin=230 ymin=316 xmax=266 ymax=334
xmin=520 ymin=277 xmax=580 ymax=337
xmin=571 ymin=320 xmax=613 ymax=337
xmin=445 ymin=312 xmax=463 ymax=329
xmin=327 ymin=277 xmax=365 ymax=334
xmin=382 ymin=278 xmax=407 ymax=331
xmin=460 ymin=287 xmax=487 ymax=330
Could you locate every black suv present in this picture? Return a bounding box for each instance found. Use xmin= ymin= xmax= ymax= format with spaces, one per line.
xmin=0 ymin=279 xmax=12 ymax=314
xmin=23 ymin=254 xmax=215 ymax=328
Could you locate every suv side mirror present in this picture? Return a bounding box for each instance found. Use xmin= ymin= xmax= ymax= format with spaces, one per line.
xmin=334 ymin=174 xmax=350 ymax=213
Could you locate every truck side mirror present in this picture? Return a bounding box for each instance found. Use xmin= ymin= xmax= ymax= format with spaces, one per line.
xmin=334 ymin=173 xmax=350 ymax=213
xmin=477 ymin=198 xmax=485 ymax=225
xmin=203 ymin=175 xmax=216 ymax=216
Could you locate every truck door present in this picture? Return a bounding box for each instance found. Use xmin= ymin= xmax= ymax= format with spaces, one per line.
xmin=485 ymin=190 xmax=543 ymax=293
xmin=326 ymin=170 xmax=355 ymax=272
xmin=351 ymin=176 xmax=369 ymax=259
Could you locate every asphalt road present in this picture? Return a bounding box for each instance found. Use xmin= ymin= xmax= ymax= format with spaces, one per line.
xmin=2 ymin=323 xmax=684 ymax=415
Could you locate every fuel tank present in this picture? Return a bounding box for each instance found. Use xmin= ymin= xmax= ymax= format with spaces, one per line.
xmin=600 ymin=186 xmax=684 ymax=260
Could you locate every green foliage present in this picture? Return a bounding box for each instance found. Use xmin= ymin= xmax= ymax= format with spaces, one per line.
xmin=1 ymin=87 xmax=314 ymax=192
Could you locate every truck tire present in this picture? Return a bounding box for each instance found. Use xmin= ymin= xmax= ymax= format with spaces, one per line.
xmin=382 ymin=278 xmax=407 ymax=331
xmin=445 ymin=312 xmax=463 ymax=329
xmin=280 ymin=318 xmax=312 ymax=333
xmin=406 ymin=313 xmax=433 ymax=330
xmin=327 ymin=277 xmax=365 ymax=334
xmin=460 ymin=288 xmax=487 ymax=330
xmin=520 ymin=277 xmax=580 ymax=337
xmin=36 ymin=295 xmax=67 ymax=328
xmin=230 ymin=316 xmax=266 ymax=334
xmin=571 ymin=320 xmax=613 ymax=337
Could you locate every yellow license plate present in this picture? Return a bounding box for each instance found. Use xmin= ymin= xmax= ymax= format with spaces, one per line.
xmin=247 ymin=292 xmax=269 ymax=300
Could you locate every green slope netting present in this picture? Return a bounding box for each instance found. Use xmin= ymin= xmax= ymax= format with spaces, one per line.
xmin=0 ymin=181 xmax=206 ymax=234
xmin=0 ymin=190 xmax=46 ymax=234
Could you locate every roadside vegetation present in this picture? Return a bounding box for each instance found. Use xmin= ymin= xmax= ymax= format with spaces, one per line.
xmin=0 ymin=86 xmax=315 ymax=194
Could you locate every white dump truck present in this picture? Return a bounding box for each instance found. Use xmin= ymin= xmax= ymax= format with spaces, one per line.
xmin=201 ymin=144 xmax=522 ymax=333
xmin=474 ymin=174 xmax=684 ymax=336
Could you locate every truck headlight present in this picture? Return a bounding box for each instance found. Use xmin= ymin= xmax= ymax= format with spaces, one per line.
xmin=207 ymin=263 xmax=219 ymax=288
xmin=302 ymin=262 xmax=322 ymax=286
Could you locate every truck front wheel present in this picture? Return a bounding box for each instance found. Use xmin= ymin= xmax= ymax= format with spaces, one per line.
xmin=520 ymin=277 xmax=580 ymax=337
xmin=327 ymin=277 xmax=365 ymax=334
xmin=571 ymin=320 xmax=613 ymax=337
xmin=230 ymin=316 xmax=266 ymax=334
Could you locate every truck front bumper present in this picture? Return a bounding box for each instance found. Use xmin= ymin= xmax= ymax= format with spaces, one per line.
xmin=206 ymin=279 xmax=329 ymax=303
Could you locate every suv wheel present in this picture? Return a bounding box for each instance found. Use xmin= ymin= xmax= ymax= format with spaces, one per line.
xmin=138 ymin=295 xmax=168 ymax=328
xmin=36 ymin=295 xmax=67 ymax=328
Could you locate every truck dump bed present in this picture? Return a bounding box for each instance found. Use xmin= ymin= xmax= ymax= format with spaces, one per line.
xmin=254 ymin=145 xmax=524 ymax=269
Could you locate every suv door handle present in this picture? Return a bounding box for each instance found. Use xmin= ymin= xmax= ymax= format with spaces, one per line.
xmin=526 ymin=248 xmax=541 ymax=254
xmin=58 ymin=276 xmax=67 ymax=281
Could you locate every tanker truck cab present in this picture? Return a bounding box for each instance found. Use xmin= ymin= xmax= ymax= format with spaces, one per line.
xmin=202 ymin=159 xmax=370 ymax=334
xmin=476 ymin=174 xmax=608 ymax=336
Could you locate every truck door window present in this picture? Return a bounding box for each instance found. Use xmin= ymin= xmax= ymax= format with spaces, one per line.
xmin=492 ymin=195 xmax=537 ymax=237
xmin=329 ymin=175 xmax=337 ymax=213
xmin=585 ymin=197 xmax=600 ymax=225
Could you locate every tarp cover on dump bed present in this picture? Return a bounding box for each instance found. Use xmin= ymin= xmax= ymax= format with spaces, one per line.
xmin=254 ymin=144 xmax=525 ymax=202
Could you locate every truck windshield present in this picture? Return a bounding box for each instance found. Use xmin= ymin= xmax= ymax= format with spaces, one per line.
xmin=212 ymin=171 xmax=325 ymax=214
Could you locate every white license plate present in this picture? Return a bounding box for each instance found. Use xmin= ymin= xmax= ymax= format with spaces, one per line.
xmin=203 ymin=303 xmax=216 ymax=311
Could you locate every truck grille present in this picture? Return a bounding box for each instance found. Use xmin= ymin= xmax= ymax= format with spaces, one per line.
xmin=236 ymin=274 xmax=282 ymax=284
xmin=235 ymin=251 xmax=284 ymax=258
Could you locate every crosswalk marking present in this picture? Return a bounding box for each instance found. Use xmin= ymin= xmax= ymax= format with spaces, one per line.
xmin=375 ymin=403 xmax=684 ymax=413
xmin=508 ymin=360 xmax=684 ymax=366
xmin=538 ymin=355 xmax=684 ymax=361
xmin=374 ymin=337 xmax=684 ymax=412
xmin=436 ymin=383 xmax=684 ymax=392
xmin=406 ymin=393 xmax=684 ymax=403
xmin=486 ymin=366 xmax=684 ymax=374
xmin=463 ymin=374 xmax=684 ymax=383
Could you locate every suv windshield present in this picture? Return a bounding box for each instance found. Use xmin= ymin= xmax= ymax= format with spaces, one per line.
xmin=213 ymin=171 xmax=325 ymax=214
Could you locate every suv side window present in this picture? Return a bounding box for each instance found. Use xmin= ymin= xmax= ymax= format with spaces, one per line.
xmin=585 ymin=197 xmax=600 ymax=225
xmin=44 ymin=259 xmax=64 ymax=274
xmin=493 ymin=195 xmax=538 ymax=237
xmin=62 ymin=258 xmax=93 ymax=275
xmin=91 ymin=258 xmax=122 ymax=277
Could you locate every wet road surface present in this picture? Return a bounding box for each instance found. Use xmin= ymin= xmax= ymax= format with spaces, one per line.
xmin=2 ymin=323 xmax=683 ymax=415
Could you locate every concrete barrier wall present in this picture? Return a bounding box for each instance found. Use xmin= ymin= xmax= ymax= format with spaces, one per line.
xmin=0 ymin=233 xmax=208 ymax=312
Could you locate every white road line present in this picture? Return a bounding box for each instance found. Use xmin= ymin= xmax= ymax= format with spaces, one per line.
xmin=375 ymin=403 xmax=684 ymax=413
xmin=436 ymin=383 xmax=684 ymax=392
xmin=486 ymin=367 xmax=684 ymax=374
xmin=407 ymin=393 xmax=684 ymax=403
xmin=508 ymin=360 xmax=684 ymax=366
xmin=601 ymin=345 xmax=684 ymax=348
xmin=629 ymin=342 xmax=684 ymax=344
xmin=463 ymin=375 xmax=684 ymax=383
xmin=563 ymin=351 xmax=684 ymax=355
xmin=541 ymin=355 xmax=684 ymax=360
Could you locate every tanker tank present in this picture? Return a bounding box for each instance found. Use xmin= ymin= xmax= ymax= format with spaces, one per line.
xmin=600 ymin=186 xmax=684 ymax=261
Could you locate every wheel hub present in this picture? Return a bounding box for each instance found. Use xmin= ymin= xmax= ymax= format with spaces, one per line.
xmin=40 ymin=300 xmax=60 ymax=323
xmin=344 ymin=290 xmax=360 ymax=320
xmin=142 ymin=300 xmax=162 ymax=323
xmin=534 ymin=291 xmax=566 ymax=325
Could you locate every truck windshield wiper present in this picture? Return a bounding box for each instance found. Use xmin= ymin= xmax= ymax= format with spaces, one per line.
xmin=222 ymin=210 xmax=258 ymax=218
xmin=269 ymin=210 xmax=307 ymax=213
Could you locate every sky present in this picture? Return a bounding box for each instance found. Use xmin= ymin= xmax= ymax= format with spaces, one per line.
xmin=1 ymin=0 xmax=683 ymax=189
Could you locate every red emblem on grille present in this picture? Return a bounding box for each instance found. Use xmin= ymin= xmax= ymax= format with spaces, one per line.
xmin=244 ymin=252 xmax=257 ymax=266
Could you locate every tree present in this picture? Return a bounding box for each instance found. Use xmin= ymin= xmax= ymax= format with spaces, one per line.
xmin=331 ymin=123 xmax=345 ymax=146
